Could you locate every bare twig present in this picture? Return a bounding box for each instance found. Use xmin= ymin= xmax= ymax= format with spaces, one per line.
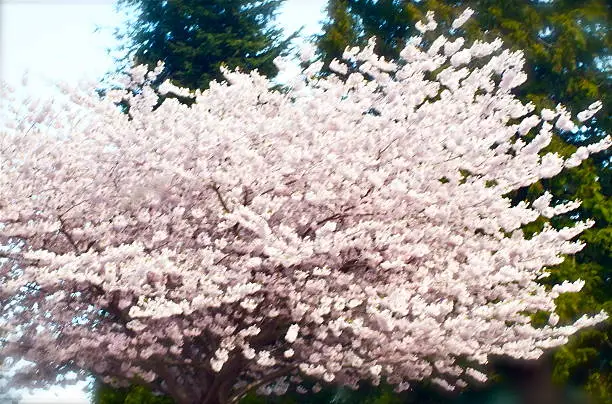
xmin=214 ymin=254 xmax=230 ymax=265
xmin=376 ymin=137 xmax=399 ymax=160
xmin=242 ymin=187 xmax=251 ymax=206
xmin=361 ymin=186 xmax=374 ymax=198
xmin=211 ymin=183 xmax=231 ymax=213
xmin=59 ymin=200 xmax=89 ymax=218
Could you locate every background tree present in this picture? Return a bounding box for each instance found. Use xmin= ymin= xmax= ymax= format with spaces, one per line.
xmin=317 ymin=0 xmax=360 ymax=69
xmin=116 ymin=0 xmax=295 ymax=90
xmin=315 ymin=1 xmax=611 ymax=402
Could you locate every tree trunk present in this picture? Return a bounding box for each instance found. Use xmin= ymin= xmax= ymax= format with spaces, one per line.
xmin=518 ymin=357 xmax=562 ymax=404
xmin=499 ymin=355 xmax=575 ymax=404
xmin=165 ymin=383 xmax=227 ymax=404
xmin=160 ymin=358 xmax=294 ymax=404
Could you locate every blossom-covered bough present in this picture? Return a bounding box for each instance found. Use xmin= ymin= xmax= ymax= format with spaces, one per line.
xmin=0 ymin=9 xmax=609 ymax=404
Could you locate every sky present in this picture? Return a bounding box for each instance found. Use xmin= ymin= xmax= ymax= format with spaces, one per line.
xmin=0 ymin=0 xmax=326 ymax=402
xmin=1 ymin=0 xmax=328 ymax=97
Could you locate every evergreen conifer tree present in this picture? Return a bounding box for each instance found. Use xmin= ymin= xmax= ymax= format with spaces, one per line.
xmin=117 ymin=0 xmax=295 ymax=90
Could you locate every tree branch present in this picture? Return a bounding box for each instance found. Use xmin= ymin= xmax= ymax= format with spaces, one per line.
xmin=228 ymin=365 xmax=298 ymax=404
xmin=211 ymin=183 xmax=231 ymax=213
xmin=56 ymin=217 xmax=79 ymax=253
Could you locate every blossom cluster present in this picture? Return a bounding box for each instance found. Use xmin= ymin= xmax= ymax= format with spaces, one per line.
xmin=0 ymin=9 xmax=609 ymax=404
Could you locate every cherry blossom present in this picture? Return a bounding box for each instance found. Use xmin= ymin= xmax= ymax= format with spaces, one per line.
xmin=0 ymin=10 xmax=610 ymax=404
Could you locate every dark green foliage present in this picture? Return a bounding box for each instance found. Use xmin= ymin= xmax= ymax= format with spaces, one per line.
xmin=317 ymin=0 xmax=360 ymax=68
xmin=95 ymin=383 xmax=174 ymax=404
xmin=116 ymin=0 xmax=296 ymax=90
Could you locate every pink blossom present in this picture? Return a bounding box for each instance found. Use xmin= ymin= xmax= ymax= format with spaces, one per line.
xmin=0 ymin=10 xmax=609 ymax=404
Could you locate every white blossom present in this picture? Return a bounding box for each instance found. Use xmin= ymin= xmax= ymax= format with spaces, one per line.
xmin=541 ymin=108 xmax=557 ymax=121
xmin=452 ymin=8 xmax=475 ymax=29
xmin=329 ymin=59 xmax=349 ymax=75
xmin=0 ymin=9 xmax=608 ymax=402
xmin=415 ymin=11 xmax=438 ymax=33
xmin=576 ymin=101 xmax=602 ymax=122
xmin=548 ymin=313 xmax=560 ymax=327
xmin=285 ymin=324 xmax=300 ymax=343
xmin=464 ymin=368 xmax=488 ymax=383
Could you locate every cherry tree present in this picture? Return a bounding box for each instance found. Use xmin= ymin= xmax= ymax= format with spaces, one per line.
xmin=0 ymin=9 xmax=610 ymax=404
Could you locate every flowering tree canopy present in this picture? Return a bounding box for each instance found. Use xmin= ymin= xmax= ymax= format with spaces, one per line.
xmin=0 ymin=9 xmax=610 ymax=404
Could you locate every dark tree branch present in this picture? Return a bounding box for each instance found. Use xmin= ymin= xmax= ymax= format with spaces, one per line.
xmin=228 ymin=365 xmax=298 ymax=404
xmin=211 ymin=183 xmax=231 ymax=213
xmin=56 ymin=217 xmax=79 ymax=253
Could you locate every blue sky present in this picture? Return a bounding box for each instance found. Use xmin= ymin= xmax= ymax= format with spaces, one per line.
xmin=1 ymin=0 xmax=326 ymax=402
